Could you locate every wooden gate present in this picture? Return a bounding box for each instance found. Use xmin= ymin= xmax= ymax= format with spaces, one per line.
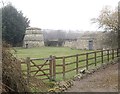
xmin=21 ymin=55 xmax=56 ymax=83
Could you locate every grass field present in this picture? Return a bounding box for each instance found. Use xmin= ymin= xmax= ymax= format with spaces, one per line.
xmin=12 ymin=47 xmax=115 ymax=81
xmin=12 ymin=47 xmax=91 ymax=59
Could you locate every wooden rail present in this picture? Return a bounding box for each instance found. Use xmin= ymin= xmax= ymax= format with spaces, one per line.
xmin=21 ymin=48 xmax=120 ymax=83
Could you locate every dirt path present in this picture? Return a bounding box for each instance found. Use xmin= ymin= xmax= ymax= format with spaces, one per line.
xmin=66 ymin=62 xmax=118 ymax=92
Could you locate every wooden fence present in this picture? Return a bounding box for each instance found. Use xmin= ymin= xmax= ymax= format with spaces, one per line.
xmin=21 ymin=49 xmax=120 ymax=83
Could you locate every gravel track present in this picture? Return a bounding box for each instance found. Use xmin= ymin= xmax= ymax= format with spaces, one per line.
xmin=66 ymin=62 xmax=118 ymax=92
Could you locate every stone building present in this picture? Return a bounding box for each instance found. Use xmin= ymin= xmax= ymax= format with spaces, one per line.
xmin=23 ymin=27 xmax=44 ymax=48
xmin=75 ymin=32 xmax=105 ymax=50
xmin=64 ymin=39 xmax=77 ymax=48
xmin=64 ymin=32 xmax=106 ymax=50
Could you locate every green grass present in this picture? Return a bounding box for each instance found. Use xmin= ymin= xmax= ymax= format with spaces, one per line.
xmin=12 ymin=47 xmax=91 ymax=58
xmin=12 ymin=47 xmax=116 ymax=81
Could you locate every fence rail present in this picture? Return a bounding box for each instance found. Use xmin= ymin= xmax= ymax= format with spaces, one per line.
xmin=20 ymin=48 xmax=120 ymax=83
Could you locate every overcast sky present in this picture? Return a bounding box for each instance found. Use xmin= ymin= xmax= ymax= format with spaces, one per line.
xmin=1 ymin=0 xmax=120 ymax=31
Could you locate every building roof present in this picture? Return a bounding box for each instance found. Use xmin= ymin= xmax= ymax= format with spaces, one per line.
xmin=25 ymin=27 xmax=42 ymax=34
xmin=26 ymin=27 xmax=41 ymax=30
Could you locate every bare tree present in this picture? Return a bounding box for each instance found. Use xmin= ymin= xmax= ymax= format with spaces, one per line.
xmin=91 ymin=6 xmax=118 ymax=32
xmin=91 ymin=6 xmax=118 ymax=48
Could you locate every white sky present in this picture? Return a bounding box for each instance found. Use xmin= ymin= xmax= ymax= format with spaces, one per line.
xmin=1 ymin=0 xmax=120 ymax=31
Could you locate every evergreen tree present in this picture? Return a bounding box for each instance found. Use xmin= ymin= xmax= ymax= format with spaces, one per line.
xmin=2 ymin=4 xmax=30 ymax=46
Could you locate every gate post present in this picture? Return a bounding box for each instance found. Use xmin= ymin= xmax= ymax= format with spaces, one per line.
xmin=26 ymin=57 xmax=31 ymax=85
xmin=52 ymin=56 xmax=56 ymax=81
xmin=49 ymin=55 xmax=53 ymax=81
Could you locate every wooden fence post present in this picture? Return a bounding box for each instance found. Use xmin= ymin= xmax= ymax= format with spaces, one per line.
xmin=76 ymin=54 xmax=79 ymax=74
xmin=86 ymin=53 xmax=88 ymax=70
xmin=63 ymin=57 xmax=65 ymax=80
xmin=112 ymin=49 xmax=114 ymax=59
xmin=117 ymin=49 xmax=119 ymax=57
xmin=101 ymin=51 xmax=103 ymax=64
xmin=49 ymin=55 xmax=53 ymax=81
xmin=107 ymin=50 xmax=109 ymax=62
xmin=53 ymin=56 xmax=56 ymax=81
xmin=26 ymin=57 xmax=31 ymax=85
xmin=94 ymin=52 xmax=97 ymax=66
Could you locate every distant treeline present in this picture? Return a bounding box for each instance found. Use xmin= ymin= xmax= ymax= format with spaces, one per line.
xmin=42 ymin=30 xmax=82 ymax=46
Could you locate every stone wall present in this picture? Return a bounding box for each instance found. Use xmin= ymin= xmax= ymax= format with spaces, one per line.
xmin=64 ymin=40 xmax=77 ymax=49
xmin=64 ymin=37 xmax=105 ymax=50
